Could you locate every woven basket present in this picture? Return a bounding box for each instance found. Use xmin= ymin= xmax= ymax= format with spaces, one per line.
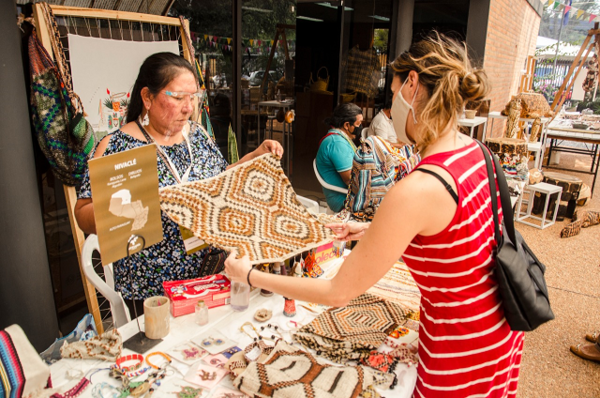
xmin=309 ymin=66 xmax=329 ymax=92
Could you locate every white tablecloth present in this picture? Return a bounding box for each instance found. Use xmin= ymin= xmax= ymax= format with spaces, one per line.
xmin=49 ymin=258 xmax=418 ymax=398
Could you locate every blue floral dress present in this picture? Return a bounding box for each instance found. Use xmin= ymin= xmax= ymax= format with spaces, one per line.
xmin=78 ymin=122 xmax=228 ymax=300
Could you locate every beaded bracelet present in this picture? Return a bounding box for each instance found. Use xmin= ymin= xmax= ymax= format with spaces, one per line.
xmin=115 ymin=353 xmax=144 ymax=373
xmin=146 ymin=352 xmax=172 ymax=369
xmin=247 ymin=267 xmax=254 ymax=287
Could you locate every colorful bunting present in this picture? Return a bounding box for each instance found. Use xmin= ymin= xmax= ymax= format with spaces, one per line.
xmin=591 ymin=14 xmax=597 ymax=22
xmin=564 ymin=5 xmax=571 ymax=15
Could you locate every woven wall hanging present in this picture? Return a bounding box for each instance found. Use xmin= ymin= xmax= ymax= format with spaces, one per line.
xmin=159 ymin=154 xmax=335 ymax=264
xmin=293 ymin=293 xmax=409 ymax=363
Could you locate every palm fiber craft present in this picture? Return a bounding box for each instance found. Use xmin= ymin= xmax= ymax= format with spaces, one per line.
xmin=233 ymin=341 xmax=393 ymax=398
xmin=159 ymin=154 xmax=335 ymax=264
xmin=293 ymin=293 xmax=409 ymax=363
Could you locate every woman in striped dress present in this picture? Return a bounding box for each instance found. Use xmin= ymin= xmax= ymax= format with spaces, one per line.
xmin=225 ymin=33 xmax=523 ymax=397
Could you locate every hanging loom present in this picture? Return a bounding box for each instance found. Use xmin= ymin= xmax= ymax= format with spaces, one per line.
xmin=31 ymin=4 xmax=205 ymax=334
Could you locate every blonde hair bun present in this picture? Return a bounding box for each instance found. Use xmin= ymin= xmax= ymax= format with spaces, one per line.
xmin=460 ymin=69 xmax=489 ymax=103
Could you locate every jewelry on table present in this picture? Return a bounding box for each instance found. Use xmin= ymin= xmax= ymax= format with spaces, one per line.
xmin=199 ymin=369 xmax=217 ymax=381
xmin=115 ymin=353 xmax=144 ymax=373
xmin=384 ymin=338 xmax=419 ymax=366
xmin=240 ymin=322 xmax=261 ymax=341
xmin=201 ymin=336 xmax=225 ymax=347
xmin=209 ymin=357 xmax=225 ymax=368
xmin=91 ymin=382 xmax=120 ymax=398
xmin=223 ymin=346 xmax=241 ymax=358
xmin=254 ymin=308 xmax=272 ymax=322
xmin=259 ymin=323 xmax=283 ymax=341
xmin=178 ymin=345 xmax=207 ymax=361
xmin=146 ymin=352 xmax=172 ymax=369
xmin=175 ymin=386 xmax=204 ymax=398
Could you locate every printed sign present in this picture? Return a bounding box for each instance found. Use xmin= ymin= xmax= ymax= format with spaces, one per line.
xmin=89 ymin=144 xmax=163 ymax=264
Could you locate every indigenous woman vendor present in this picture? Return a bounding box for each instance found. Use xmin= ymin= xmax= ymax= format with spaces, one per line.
xmin=226 ymin=34 xmax=523 ymax=397
xmin=75 ymin=52 xmax=282 ymax=313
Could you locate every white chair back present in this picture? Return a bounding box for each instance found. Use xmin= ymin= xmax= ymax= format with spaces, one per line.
xmin=81 ymin=234 xmax=131 ymax=328
xmin=313 ymin=159 xmax=347 ymax=194
xmin=296 ymin=195 xmax=320 ymax=215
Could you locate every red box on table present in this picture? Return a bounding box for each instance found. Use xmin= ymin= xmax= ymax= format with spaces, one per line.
xmin=163 ymin=274 xmax=231 ymax=317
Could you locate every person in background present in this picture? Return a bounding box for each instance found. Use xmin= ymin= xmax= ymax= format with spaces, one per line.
xmin=570 ymin=331 xmax=600 ymax=363
xmin=367 ymin=100 xmax=403 ymax=148
xmin=315 ymin=103 xmax=363 ymax=212
xmin=226 ymin=33 xmax=524 ymax=397
xmin=75 ymin=52 xmax=282 ymax=315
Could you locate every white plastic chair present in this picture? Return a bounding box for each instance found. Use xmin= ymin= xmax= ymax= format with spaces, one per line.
xmin=81 ymin=234 xmax=131 ymax=328
xmin=313 ymin=159 xmax=347 ymax=194
xmin=296 ymin=195 xmax=320 ymax=215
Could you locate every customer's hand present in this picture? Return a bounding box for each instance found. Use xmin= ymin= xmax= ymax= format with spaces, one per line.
xmin=257 ymin=139 xmax=284 ymax=157
xmin=224 ymin=252 xmax=252 ymax=284
xmin=326 ymin=222 xmax=370 ymax=241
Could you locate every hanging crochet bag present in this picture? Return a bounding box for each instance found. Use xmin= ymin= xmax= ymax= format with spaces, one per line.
xmin=345 ymin=136 xmax=420 ymax=221
xmin=28 ymin=29 xmax=95 ymax=187
xmin=309 ymin=66 xmax=330 ymax=92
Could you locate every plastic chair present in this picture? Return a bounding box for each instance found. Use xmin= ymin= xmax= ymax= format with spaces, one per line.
xmin=81 ymin=234 xmax=131 ymax=328
xmin=313 ymin=159 xmax=347 ymax=194
xmin=297 ymin=195 xmax=320 ymax=215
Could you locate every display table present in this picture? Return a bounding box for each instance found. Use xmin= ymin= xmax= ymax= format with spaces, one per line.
xmin=48 ymin=257 xmax=418 ymax=398
xmin=457 ymin=116 xmax=487 ymax=139
xmin=545 ymin=120 xmax=600 ymax=196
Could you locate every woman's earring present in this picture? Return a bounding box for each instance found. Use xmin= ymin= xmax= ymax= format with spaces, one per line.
xmin=141 ymin=112 xmax=150 ymax=127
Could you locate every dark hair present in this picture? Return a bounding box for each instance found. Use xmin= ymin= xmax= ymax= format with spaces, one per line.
xmin=384 ymin=99 xmax=392 ymax=109
xmin=323 ymin=103 xmax=362 ymax=128
xmin=126 ymin=52 xmax=197 ymax=123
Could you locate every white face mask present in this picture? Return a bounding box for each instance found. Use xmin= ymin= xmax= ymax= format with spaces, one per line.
xmin=391 ymin=78 xmax=419 ymax=145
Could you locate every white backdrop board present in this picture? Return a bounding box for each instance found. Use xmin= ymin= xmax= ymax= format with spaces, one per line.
xmin=68 ymin=34 xmax=179 ymax=138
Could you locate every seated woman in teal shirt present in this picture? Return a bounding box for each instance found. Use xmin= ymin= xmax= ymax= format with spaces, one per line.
xmin=316 ymin=103 xmax=363 ymax=212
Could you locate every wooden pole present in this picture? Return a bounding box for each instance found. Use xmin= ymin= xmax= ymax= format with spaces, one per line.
xmin=551 ymin=31 xmax=592 ymax=112
xmin=555 ymin=42 xmax=594 ymax=113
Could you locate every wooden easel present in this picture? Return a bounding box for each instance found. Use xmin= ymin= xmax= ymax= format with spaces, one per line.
xmin=551 ymin=22 xmax=600 ymax=115
xmin=32 ymin=4 xmax=193 ymax=334
xmin=260 ymin=24 xmax=296 ymax=94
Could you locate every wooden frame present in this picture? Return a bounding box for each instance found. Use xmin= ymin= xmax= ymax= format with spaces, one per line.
xmin=32 ymin=3 xmax=192 ymax=334
xmin=551 ymin=23 xmax=600 ymax=115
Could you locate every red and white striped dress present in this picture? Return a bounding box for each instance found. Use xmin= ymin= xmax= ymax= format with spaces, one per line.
xmin=402 ymin=142 xmax=524 ymax=398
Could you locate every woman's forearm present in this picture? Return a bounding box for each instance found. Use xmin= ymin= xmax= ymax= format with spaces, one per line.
xmin=247 ymin=270 xmax=349 ymax=308
xmin=75 ymin=201 xmax=97 ymax=234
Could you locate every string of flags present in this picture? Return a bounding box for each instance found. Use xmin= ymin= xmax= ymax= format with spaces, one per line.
xmin=541 ymin=0 xmax=598 ymax=23
xmin=189 ymin=31 xmax=295 ymax=54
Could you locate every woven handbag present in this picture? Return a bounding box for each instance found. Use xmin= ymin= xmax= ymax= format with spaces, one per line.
xmin=28 ymin=30 xmax=94 ymax=186
xmin=477 ymin=140 xmax=555 ymax=331
xmin=345 ymin=136 xmax=419 ymax=221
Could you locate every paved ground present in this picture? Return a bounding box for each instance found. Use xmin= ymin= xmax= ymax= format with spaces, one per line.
xmin=516 ymin=149 xmax=600 ymax=398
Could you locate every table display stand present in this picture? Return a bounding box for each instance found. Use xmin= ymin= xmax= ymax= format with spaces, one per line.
xmin=257 ymin=100 xmax=294 ymax=178
xmin=487 ymin=112 xmax=551 ymax=170
xmin=516 ymin=183 xmax=562 ymax=229
xmin=545 ymin=122 xmax=600 ymax=196
xmin=458 ymin=116 xmax=487 ymax=139
xmin=122 ymin=235 xmax=164 ymax=353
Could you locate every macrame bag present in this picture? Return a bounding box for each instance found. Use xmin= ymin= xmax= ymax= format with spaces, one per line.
xmin=477 ymin=140 xmax=554 ymax=331
xmin=28 ymin=30 xmax=95 ymax=186
xmin=345 ymin=136 xmax=419 ymax=221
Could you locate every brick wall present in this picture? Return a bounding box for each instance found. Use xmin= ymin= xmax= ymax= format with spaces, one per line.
xmin=483 ymin=0 xmax=541 ymax=138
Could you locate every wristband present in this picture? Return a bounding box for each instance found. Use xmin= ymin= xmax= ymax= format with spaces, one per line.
xmin=115 ymin=354 xmax=143 ymax=373
xmin=145 ymin=352 xmax=172 ymax=369
xmin=247 ymin=267 xmax=254 ymax=287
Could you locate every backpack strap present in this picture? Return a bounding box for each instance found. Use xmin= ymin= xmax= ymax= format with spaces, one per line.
xmin=414 ymin=168 xmax=459 ymax=205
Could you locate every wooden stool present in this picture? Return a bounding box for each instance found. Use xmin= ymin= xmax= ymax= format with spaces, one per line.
xmin=517 ymin=183 xmax=562 ymax=229
xmin=532 ymin=171 xmax=582 ymax=219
